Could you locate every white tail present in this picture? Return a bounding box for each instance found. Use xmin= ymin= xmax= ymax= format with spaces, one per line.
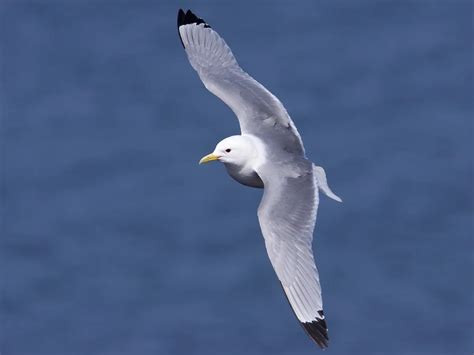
xmin=313 ymin=165 xmax=342 ymax=202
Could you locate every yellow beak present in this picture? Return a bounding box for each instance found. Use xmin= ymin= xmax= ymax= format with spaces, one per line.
xmin=199 ymin=153 xmax=220 ymax=164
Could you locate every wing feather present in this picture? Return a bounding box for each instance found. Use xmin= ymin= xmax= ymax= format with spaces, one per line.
xmin=257 ymin=162 xmax=329 ymax=348
xmin=177 ymin=9 xmax=305 ymax=155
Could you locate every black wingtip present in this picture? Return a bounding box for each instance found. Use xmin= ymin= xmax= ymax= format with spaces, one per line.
xmin=178 ymin=9 xmax=209 ymax=27
xmin=177 ymin=9 xmax=185 ymax=27
xmin=177 ymin=9 xmax=211 ymax=48
xmin=279 ymin=282 xmax=329 ymax=349
xmin=301 ymin=316 xmax=329 ymax=349
xmin=177 ymin=9 xmax=210 ymax=48
xmin=177 ymin=9 xmax=186 ymax=48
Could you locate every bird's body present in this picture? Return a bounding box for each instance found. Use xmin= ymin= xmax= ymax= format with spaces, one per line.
xmin=178 ymin=9 xmax=341 ymax=349
xmin=224 ymin=158 xmax=264 ymax=188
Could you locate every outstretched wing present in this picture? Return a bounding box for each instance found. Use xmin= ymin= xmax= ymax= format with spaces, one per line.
xmin=257 ymin=165 xmax=329 ymax=348
xmin=177 ymin=9 xmax=305 ymax=155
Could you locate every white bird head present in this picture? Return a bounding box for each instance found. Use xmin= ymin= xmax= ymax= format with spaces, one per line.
xmin=199 ymin=135 xmax=256 ymax=166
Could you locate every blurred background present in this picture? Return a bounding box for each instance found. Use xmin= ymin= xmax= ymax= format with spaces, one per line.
xmin=1 ymin=1 xmax=473 ymax=354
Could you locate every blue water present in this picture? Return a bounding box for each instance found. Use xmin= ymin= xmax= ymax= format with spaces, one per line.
xmin=1 ymin=1 xmax=473 ymax=354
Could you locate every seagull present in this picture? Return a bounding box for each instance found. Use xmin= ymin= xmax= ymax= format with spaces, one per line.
xmin=177 ymin=9 xmax=342 ymax=349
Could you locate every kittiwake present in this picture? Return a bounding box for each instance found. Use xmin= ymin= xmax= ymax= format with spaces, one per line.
xmin=177 ymin=9 xmax=342 ymax=349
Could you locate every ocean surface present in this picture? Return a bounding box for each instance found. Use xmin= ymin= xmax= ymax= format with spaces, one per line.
xmin=1 ymin=1 xmax=473 ymax=354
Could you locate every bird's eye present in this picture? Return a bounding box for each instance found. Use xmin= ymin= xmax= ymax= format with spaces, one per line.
xmin=225 ymin=148 xmax=231 ymax=153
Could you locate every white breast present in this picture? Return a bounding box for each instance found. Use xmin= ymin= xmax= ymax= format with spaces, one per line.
xmin=224 ymin=163 xmax=264 ymax=188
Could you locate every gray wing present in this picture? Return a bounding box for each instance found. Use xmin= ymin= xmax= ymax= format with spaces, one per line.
xmin=257 ymin=163 xmax=329 ymax=348
xmin=177 ymin=9 xmax=305 ymax=155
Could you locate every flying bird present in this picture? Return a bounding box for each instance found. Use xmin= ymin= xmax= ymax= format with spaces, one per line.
xmin=177 ymin=9 xmax=341 ymax=349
